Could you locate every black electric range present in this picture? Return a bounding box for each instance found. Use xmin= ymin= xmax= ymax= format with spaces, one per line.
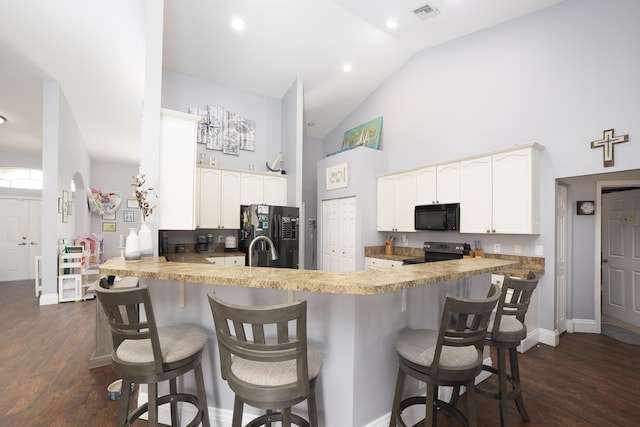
xmin=402 ymin=241 xmax=471 ymax=265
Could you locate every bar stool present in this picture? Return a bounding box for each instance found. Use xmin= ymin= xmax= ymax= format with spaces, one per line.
xmin=476 ymin=272 xmax=539 ymax=426
xmin=389 ymin=284 xmax=500 ymax=427
xmin=95 ymin=283 xmax=210 ymax=427
xmin=207 ymin=292 xmax=322 ymax=427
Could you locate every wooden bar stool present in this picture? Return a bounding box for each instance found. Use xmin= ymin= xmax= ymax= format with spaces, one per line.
xmin=389 ymin=284 xmax=500 ymax=427
xmin=208 ymin=292 xmax=322 ymax=427
xmin=95 ymin=283 xmax=210 ymax=427
xmin=474 ymin=272 xmax=539 ymax=426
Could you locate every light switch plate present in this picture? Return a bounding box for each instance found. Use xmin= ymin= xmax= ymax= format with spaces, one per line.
xmin=535 ymin=245 xmax=543 ymax=256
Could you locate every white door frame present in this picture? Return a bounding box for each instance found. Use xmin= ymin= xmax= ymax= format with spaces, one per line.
xmin=555 ymin=182 xmax=569 ymax=334
xmin=595 ymin=179 xmax=640 ymax=332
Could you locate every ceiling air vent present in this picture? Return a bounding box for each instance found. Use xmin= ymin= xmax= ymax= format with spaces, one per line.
xmin=413 ymin=4 xmax=439 ymax=20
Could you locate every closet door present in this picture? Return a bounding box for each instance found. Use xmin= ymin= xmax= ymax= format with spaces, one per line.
xmin=0 ymin=198 xmax=40 ymax=280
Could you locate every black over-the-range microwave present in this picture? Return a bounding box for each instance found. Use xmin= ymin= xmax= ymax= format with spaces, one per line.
xmin=414 ymin=203 xmax=460 ymax=231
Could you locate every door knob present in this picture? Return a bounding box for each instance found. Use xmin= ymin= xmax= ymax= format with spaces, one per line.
xmin=18 ymin=243 xmax=26 ymax=246
xmin=602 ymin=259 xmax=608 ymax=263
xmin=31 ymin=242 xmax=38 ymax=245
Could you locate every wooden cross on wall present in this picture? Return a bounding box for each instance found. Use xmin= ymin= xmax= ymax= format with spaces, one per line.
xmin=590 ymin=129 xmax=628 ymax=167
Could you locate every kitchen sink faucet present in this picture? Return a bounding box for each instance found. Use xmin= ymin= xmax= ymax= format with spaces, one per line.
xmin=248 ymin=235 xmax=278 ymax=267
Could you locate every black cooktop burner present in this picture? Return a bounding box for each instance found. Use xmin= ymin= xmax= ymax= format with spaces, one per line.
xmin=402 ymin=242 xmax=471 ymax=265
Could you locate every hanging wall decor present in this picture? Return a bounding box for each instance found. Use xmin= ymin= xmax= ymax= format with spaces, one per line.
xmin=590 ymin=128 xmax=628 ymax=167
xmin=87 ymin=188 xmax=121 ymax=215
xmin=189 ymin=105 xmax=255 ymax=155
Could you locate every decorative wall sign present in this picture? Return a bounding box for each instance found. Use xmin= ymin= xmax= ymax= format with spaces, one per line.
xmin=590 ymin=128 xmax=628 ymax=167
xmin=326 ymin=162 xmax=348 ymax=190
xmin=189 ymin=105 xmax=255 ymax=155
xmin=342 ymin=117 xmax=382 ymax=151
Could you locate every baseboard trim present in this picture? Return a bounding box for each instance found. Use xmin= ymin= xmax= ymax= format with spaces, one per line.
xmin=39 ymin=293 xmax=59 ymax=306
xmin=570 ymin=318 xmax=599 ymax=334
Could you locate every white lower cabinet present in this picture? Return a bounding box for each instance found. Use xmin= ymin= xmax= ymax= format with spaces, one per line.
xmin=205 ymin=255 xmax=245 ymax=266
xmin=459 ymin=144 xmax=541 ymax=234
xmin=365 ymin=257 xmax=403 ymax=270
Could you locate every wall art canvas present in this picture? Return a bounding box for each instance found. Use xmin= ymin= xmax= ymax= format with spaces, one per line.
xmin=190 ymin=105 xmax=255 ymax=154
xmin=342 ymin=116 xmax=382 ymax=151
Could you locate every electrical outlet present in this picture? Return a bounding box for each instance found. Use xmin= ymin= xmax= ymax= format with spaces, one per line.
xmin=493 ymin=243 xmax=501 ymax=253
xmin=514 ymin=244 xmax=521 ymax=254
xmin=217 ymin=235 xmax=224 ymax=243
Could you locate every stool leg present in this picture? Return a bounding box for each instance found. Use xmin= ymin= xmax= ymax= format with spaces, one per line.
xmin=509 ymin=347 xmax=530 ymax=421
xmin=149 ymin=383 xmax=158 ymax=426
xmin=497 ymin=348 xmax=509 ymax=427
xmin=389 ymin=367 xmax=405 ymax=427
xmin=194 ymin=362 xmax=211 ymax=427
xmin=308 ymin=383 xmax=319 ymax=427
xmin=117 ymin=379 xmax=132 ymax=427
xmin=426 ymin=384 xmax=437 ymax=427
xmin=282 ymin=407 xmax=292 ymax=427
xmin=465 ymin=380 xmax=477 ymax=427
xmin=232 ymin=396 xmax=244 ymax=427
xmin=170 ymin=378 xmax=178 ymax=426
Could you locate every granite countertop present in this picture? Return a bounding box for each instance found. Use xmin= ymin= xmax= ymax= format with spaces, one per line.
xmin=365 ymin=246 xmax=545 ymax=278
xmin=100 ymin=256 xmax=518 ymax=296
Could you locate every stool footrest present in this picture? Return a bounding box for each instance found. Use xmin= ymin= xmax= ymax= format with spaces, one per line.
xmin=127 ymin=392 xmax=205 ymax=427
xmin=245 ymin=411 xmax=310 ymax=427
xmin=398 ymin=395 xmax=469 ymax=427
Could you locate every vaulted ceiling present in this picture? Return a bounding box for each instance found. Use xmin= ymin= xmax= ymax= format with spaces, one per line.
xmin=0 ymin=0 xmax=564 ymax=165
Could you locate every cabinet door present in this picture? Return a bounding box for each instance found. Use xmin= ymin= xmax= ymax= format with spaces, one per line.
xmin=415 ymin=166 xmax=437 ymax=205
xmin=395 ymin=172 xmax=416 ymax=232
xmin=220 ymin=170 xmax=241 ymax=229
xmin=158 ymin=110 xmax=199 ymax=230
xmin=198 ymin=168 xmax=221 ymax=229
xmin=492 ymin=148 xmax=536 ymax=234
xmin=459 ymin=156 xmax=492 ymax=233
xmin=377 ymin=175 xmax=396 ymax=231
xmin=337 ymin=197 xmax=356 ymax=272
xmin=263 ymin=174 xmax=287 ymax=206
xmin=322 ymin=199 xmax=340 ymax=271
xmin=436 ymin=162 xmax=460 ymax=204
xmin=224 ymin=256 xmax=245 ymax=266
xmin=240 ymin=173 xmax=264 ymax=205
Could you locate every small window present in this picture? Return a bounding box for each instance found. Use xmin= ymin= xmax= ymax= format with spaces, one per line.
xmin=0 ymin=168 xmax=43 ymax=190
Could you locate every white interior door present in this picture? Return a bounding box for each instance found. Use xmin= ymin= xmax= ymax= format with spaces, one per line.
xmin=602 ymin=188 xmax=640 ymax=326
xmin=0 ymin=198 xmax=30 ymax=281
xmin=555 ymin=184 xmax=568 ymax=334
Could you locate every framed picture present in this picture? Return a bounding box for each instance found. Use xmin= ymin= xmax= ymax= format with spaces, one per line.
xmin=123 ymin=210 xmax=134 ymax=222
xmin=102 ymin=222 xmax=116 ymax=232
xmin=341 ymin=116 xmax=383 ymax=151
xmin=127 ymin=199 xmax=139 ymax=209
xmin=62 ymin=190 xmax=69 ymax=223
xmin=103 ymin=211 xmax=116 ymax=220
xmin=577 ymin=200 xmax=595 ymax=215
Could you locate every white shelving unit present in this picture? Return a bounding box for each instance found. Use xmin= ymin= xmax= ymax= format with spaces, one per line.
xmin=58 ymin=246 xmax=97 ymax=302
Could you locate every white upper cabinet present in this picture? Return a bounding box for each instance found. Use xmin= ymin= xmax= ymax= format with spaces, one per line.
xmin=377 ymin=171 xmax=416 ymax=232
xmin=415 ymin=162 xmax=460 ymax=205
xmin=197 ymin=168 xmax=241 ymax=229
xmin=158 ymin=109 xmax=200 ymax=230
xmin=241 ymin=172 xmax=288 ymax=206
xmin=459 ymin=144 xmax=541 ymax=234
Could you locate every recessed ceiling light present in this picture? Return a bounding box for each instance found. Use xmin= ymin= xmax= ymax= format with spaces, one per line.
xmin=231 ymin=18 xmax=245 ymax=31
xmin=343 ymin=64 xmax=352 ymax=73
xmin=386 ymin=20 xmax=397 ymax=29
xmin=0 ymin=115 xmax=6 ymax=124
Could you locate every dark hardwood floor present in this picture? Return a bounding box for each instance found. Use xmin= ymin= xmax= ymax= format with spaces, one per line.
xmin=2 ymin=279 xmax=640 ymax=426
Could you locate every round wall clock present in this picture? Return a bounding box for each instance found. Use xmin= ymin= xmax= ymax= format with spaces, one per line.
xmin=577 ymin=200 xmax=595 ymax=215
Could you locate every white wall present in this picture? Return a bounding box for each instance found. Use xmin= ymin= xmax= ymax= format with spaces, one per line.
xmin=321 ymin=0 xmax=640 ymax=332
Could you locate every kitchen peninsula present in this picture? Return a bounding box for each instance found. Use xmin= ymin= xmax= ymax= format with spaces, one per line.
xmin=100 ymin=256 xmax=518 ymax=426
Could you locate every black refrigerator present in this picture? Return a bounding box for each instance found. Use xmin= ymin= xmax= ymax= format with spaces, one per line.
xmin=239 ymin=204 xmax=299 ymax=268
